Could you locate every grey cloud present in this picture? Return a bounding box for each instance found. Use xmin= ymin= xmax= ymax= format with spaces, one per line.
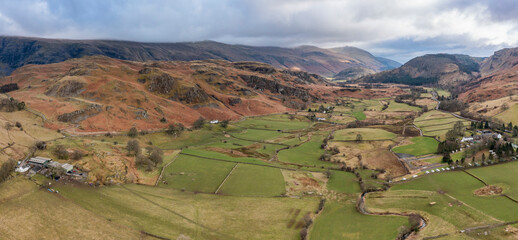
xmin=0 ymin=0 xmax=517 ymax=62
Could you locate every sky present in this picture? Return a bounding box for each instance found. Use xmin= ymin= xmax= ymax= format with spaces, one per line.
xmin=1 ymin=0 xmax=518 ymax=63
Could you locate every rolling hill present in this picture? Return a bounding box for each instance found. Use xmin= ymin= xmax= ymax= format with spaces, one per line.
xmin=0 ymin=36 xmax=400 ymax=78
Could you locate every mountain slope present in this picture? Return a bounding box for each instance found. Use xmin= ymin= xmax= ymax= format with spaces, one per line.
xmin=358 ymin=54 xmax=481 ymax=86
xmin=0 ymin=36 xmax=399 ymax=78
xmin=460 ymin=48 xmax=518 ymax=102
xmin=0 ymin=56 xmax=335 ymax=133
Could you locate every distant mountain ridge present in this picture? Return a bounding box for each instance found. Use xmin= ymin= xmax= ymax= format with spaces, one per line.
xmin=0 ymin=36 xmax=400 ymax=78
xmin=357 ymin=53 xmax=481 ymax=86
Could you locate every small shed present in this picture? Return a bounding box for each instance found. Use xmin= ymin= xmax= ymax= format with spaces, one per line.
xmin=62 ymin=163 xmax=74 ymax=172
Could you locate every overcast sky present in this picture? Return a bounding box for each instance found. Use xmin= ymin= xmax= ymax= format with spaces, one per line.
xmin=1 ymin=0 xmax=518 ymax=63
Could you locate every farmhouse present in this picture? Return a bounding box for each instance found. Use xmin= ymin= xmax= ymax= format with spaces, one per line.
xmin=316 ymin=117 xmax=326 ymax=121
xmin=209 ymin=120 xmax=219 ymax=124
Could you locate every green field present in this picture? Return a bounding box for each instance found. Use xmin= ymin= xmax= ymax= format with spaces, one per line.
xmin=218 ymin=164 xmax=286 ymax=197
xmin=277 ymin=134 xmax=336 ymax=167
xmin=231 ymin=129 xmax=286 ymax=141
xmin=310 ymin=201 xmax=409 ymax=240
xmin=496 ymin=104 xmax=518 ymax=125
xmin=351 ymin=111 xmax=366 ymax=120
xmin=160 ymin=154 xmax=235 ymax=193
xmin=393 ymin=137 xmax=438 ymax=156
xmin=434 ymin=89 xmax=451 ymax=97
xmin=384 ymin=100 xmax=421 ymax=112
xmin=333 ymin=128 xmax=397 ymax=141
xmin=327 ymin=171 xmax=361 ymax=194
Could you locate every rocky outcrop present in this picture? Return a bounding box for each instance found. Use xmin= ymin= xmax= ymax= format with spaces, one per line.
xmin=145 ymin=73 xmax=179 ymax=94
xmin=45 ymin=79 xmax=86 ymax=97
xmin=57 ymin=104 xmax=102 ymax=123
xmin=228 ymin=97 xmax=242 ymax=106
xmin=239 ymin=74 xmax=311 ymax=101
xmin=281 ymin=70 xmax=327 ymax=84
xmin=0 ymin=83 xmax=19 ymax=93
xmin=233 ymin=62 xmax=277 ymax=74
xmin=170 ymin=85 xmax=210 ymax=104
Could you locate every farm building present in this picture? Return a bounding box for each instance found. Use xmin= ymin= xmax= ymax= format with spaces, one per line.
xmin=28 ymin=157 xmax=51 ymax=166
xmin=209 ymin=120 xmax=219 ymax=124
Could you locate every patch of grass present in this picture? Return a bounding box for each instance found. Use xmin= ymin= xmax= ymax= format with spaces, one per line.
xmin=334 ymin=128 xmax=397 ymax=141
xmin=218 ymin=164 xmax=286 ymax=197
xmin=393 ymin=137 xmax=438 ymax=156
xmin=327 ymin=171 xmax=361 ymax=194
xmin=310 ymin=201 xmax=409 ymax=240
xmin=384 ymin=100 xmax=421 ymax=112
xmin=351 ymin=111 xmax=366 ymax=120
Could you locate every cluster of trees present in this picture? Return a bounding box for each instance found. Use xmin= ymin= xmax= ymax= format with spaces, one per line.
xmin=127 ymin=140 xmax=163 ymax=171
xmin=308 ymin=105 xmax=334 ymax=113
xmin=53 ymin=144 xmax=83 ymax=160
xmin=0 ymin=158 xmax=16 ymax=183
xmin=438 ymin=99 xmax=468 ymax=112
xmin=488 ymin=140 xmax=516 ymax=159
xmin=0 ymin=97 xmax=25 ymax=112
xmin=166 ymin=123 xmax=185 ymax=136
xmin=445 ymin=121 xmax=465 ymax=140
xmin=470 ymin=121 xmax=490 ymax=130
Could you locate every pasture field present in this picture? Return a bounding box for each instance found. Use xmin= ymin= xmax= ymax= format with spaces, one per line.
xmin=393 ymin=136 xmax=438 ymax=156
xmin=231 ymin=128 xmax=287 ymax=141
xmin=0 ymin=177 xmax=141 ymax=239
xmin=384 ymin=100 xmax=421 ymax=112
xmin=277 ymin=134 xmax=336 ymax=167
xmin=434 ymin=89 xmax=451 ymax=97
xmin=327 ymin=171 xmax=361 ymax=194
xmin=310 ymin=201 xmax=409 ymax=240
xmin=333 ymin=128 xmax=397 ymax=141
xmin=159 ymin=154 xmax=235 ymax=193
xmin=496 ymin=104 xmax=518 ymax=125
xmin=390 ymin=170 xmax=518 ymax=222
xmin=218 ymin=164 xmax=286 ymax=197
xmin=56 ymin=182 xmax=320 ymax=240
